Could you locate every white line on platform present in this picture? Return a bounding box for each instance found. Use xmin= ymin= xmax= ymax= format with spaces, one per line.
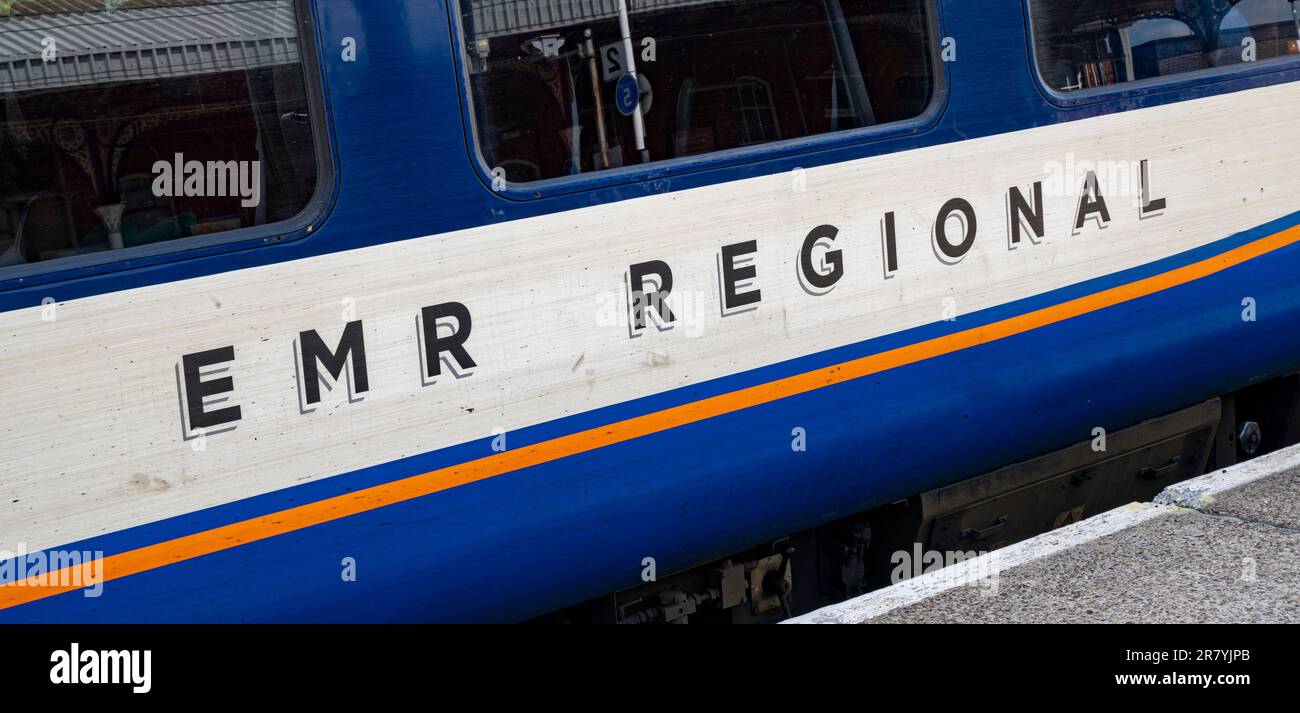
xmin=1155 ymin=441 xmax=1300 ymax=511
xmin=784 ymin=502 xmax=1178 ymax=624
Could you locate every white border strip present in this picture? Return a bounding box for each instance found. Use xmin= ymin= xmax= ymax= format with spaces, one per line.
xmin=1155 ymin=441 xmax=1300 ymax=510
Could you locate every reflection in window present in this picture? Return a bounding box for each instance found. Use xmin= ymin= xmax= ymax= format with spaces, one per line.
xmin=458 ymin=0 xmax=936 ymax=184
xmin=1029 ymin=0 xmax=1300 ymax=92
xmin=1217 ymin=0 xmax=1300 ymax=63
xmin=730 ymin=78 xmax=781 ymax=146
xmin=0 ymin=0 xmax=319 ymax=269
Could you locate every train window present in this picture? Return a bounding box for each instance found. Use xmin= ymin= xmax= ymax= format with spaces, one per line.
xmin=456 ymin=0 xmax=937 ymax=185
xmin=0 ymin=0 xmax=320 ymax=270
xmin=1029 ymin=0 xmax=1300 ymax=93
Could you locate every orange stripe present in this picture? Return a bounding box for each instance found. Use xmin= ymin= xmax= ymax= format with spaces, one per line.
xmin=4 ymin=225 xmax=1299 ymax=611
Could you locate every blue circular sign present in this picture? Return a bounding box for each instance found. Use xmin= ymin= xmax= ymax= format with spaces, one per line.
xmin=614 ymin=73 xmax=640 ymax=116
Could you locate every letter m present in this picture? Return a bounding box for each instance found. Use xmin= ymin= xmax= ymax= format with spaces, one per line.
xmin=299 ymin=320 xmax=369 ymax=405
xmin=206 ymin=160 xmax=239 ymax=197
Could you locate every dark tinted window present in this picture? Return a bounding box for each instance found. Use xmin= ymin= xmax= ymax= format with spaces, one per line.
xmin=1030 ymin=0 xmax=1300 ymax=92
xmin=457 ymin=0 xmax=936 ymax=184
xmin=0 ymin=0 xmax=319 ymax=269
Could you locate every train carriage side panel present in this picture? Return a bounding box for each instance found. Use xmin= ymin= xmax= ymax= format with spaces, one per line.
xmin=1 ymin=0 xmax=1298 ymax=621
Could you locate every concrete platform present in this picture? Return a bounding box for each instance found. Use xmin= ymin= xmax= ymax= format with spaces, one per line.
xmin=788 ymin=445 xmax=1300 ymax=624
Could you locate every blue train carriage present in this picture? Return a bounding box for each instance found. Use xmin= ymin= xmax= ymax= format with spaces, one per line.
xmin=0 ymin=0 xmax=1298 ymax=623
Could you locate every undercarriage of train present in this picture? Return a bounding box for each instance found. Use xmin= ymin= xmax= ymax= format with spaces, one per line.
xmin=539 ymin=372 xmax=1300 ymax=623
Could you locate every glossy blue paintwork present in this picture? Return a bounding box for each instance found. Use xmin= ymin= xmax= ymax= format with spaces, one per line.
xmin=2 ymin=1 xmax=1299 ymax=622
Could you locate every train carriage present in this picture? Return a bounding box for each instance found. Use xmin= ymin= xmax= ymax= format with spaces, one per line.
xmin=1 ymin=0 xmax=1299 ymax=622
